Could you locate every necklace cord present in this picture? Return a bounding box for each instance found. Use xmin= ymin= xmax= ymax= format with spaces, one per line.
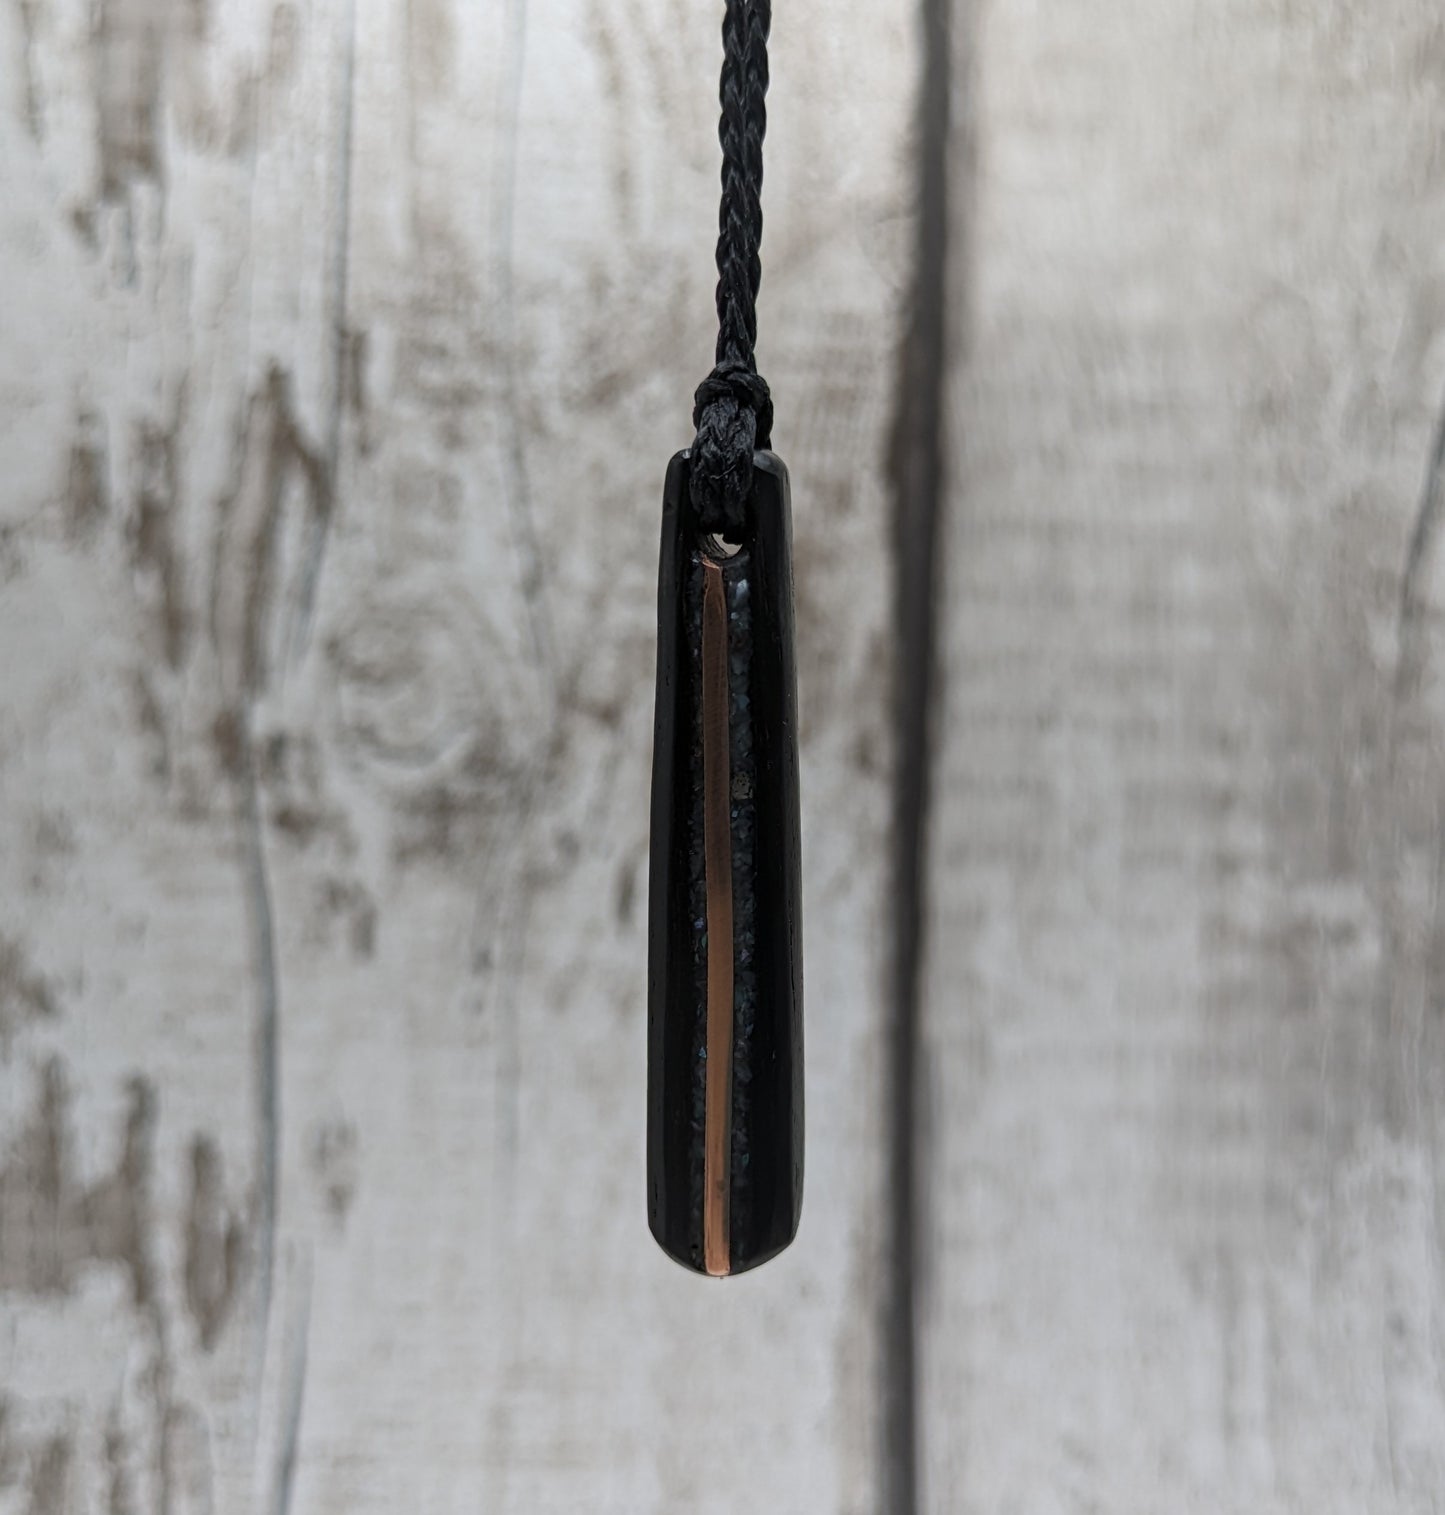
xmin=691 ymin=0 xmax=772 ymax=541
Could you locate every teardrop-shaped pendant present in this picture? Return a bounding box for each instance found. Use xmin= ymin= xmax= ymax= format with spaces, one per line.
xmin=647 ymin=449 xmax=803 ymax=1276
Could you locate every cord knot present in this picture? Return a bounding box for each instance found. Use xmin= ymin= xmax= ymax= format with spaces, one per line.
xmin=690 ymin=360 xmax=773 ymax=541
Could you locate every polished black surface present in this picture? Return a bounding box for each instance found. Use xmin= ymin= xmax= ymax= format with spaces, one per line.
xmin=648 ymin=450 xmax=803 ymax=1276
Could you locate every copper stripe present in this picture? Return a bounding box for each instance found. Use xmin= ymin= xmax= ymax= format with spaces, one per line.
xmin=701 ymin=556 xmax=734 ymax=1277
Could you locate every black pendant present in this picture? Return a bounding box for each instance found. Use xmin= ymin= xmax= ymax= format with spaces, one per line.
xmin=648 ymin=449 xmax=803 ymax=1277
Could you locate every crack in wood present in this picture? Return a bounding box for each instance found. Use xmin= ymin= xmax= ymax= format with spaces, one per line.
xmin=270 ymin=1254 xmax=311 ymax=1515
xmin=237 ymin=729 xmax=281 ymax=1393
xmin=212 ymin=364 xmax=331 ymax=702
xmin=287 ymin=0 xmax=357 ymax=669
xmin=882 ymin=0 xmax=954 ymax=1506
xmin=1394 ymin=383 xmax=1445 ymax=710
xmin=491 ymin=0 xmax=554 ymax=685
xmin=183 ymin=1135 xmax=245 ymax=1352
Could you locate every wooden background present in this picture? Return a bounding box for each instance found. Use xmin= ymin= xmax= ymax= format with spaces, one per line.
xmin=4 ymin=1 xmax=1445 ymax=1511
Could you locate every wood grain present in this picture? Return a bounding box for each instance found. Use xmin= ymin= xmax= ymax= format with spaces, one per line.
xmin=923 ymin=1 xmax=1445 ymax=1509
xmin=0 ymin=1 xmax=913 ymax=1511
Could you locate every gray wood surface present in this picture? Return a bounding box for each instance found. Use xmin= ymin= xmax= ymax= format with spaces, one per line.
xmin=922 ymin=2 xmax=1445 ymax=1510
xmin=8 ymin=1 xmax=1445 ymax=1512
xmin=0 ymin=3 xmax=912 ymax=1510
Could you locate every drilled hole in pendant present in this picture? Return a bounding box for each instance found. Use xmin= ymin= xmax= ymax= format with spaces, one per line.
xmin=700 ymin=534 xmax=743 ymax=560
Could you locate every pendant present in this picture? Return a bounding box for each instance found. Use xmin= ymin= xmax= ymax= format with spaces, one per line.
xmin=648 ymin=449 xmax=803 ymax=1277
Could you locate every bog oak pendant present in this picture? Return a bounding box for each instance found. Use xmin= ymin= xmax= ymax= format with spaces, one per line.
xmin=648 ymin=449 xmax=803 ymax=1276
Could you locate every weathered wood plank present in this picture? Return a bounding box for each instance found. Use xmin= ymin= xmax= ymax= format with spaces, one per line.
xmin=923 ymin=2 xmax=1445 ymax=1509
xmin=0 ymin=2 xmax=914 ymax=1510
xmin=2 ymin=5 xmax=350 ymax=1512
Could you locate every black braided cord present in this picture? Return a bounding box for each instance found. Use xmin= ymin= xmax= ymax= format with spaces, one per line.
xmin=691 ymin=0 xmax=772 ymax=542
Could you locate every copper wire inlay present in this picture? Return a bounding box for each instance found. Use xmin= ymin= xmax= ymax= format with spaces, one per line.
xmin=701 ymin=556 xmax=734 ymax=1277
